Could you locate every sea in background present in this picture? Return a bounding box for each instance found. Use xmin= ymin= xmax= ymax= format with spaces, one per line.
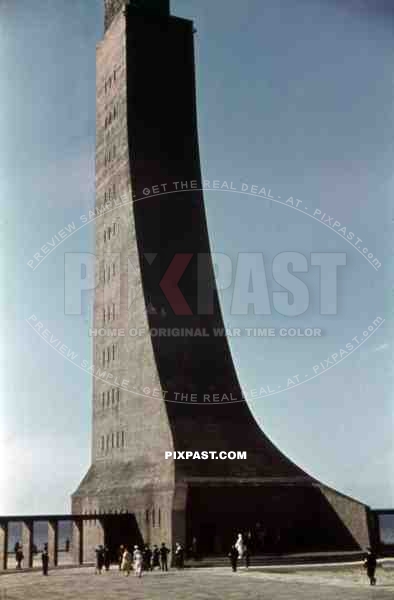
xmin=7 ymin=521 xmax=72 ymax=552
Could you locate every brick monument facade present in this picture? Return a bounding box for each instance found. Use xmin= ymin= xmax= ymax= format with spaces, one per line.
xmin=72 ymin=0 xmax=371 ymax=560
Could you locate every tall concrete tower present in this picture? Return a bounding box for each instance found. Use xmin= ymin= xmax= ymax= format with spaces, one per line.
xmin=72 ymin=0 xmax=371 ymax=559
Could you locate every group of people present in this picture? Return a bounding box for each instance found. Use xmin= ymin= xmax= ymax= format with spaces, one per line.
xmin=13 ymin=534 xmax=381 ymax=586
xmin=228 ymin=535 xmax=380 ymax=586
xmin=94 ymin=542 xmax=182 ymax=576
xmin=14 ymin=541 xmax=49 ymax=575
xmin=94 ymin=545 xmax=111 ymax=573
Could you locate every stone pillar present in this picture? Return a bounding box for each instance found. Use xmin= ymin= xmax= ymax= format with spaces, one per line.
xmin=21 ymin=521 xmax=33 ymax=568
xmin=72 ymin=520 xmax=83 ymax=565
xmin=48 ymin=521 xmax=58 ymax=567
xmin=0 ymin=521 xmax=8 ymax=571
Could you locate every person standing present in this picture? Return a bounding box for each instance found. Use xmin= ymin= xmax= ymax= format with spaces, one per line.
xmin=143 ymin=545 xmax=152 ymax=571
xmin=228 ymin=545 xmax=238 ymax=572
xmin=118 ymin=545 xmax=125 ymax=571
xmin=235 ymin=533 xmax=245 ymax=559
xmin=41 ymin=543 xmax=49 ymax=576
xmin=244 ymin=544 xmax=251 ymax=569
xmin=191 ymin=537 xmax=198 ymax=560
xmin=364 ymin=547 xmax=377 ymax=586
xmin=121 ymin=547 xmax=132 ymax=576
xmin=95 ymin=545 xmax=104 ymax=574
xmin=159 ymin=543 xmax=170 ymax=571
xmin=151 ymin=545 xmax=160 ymax=570
xmin=174 ymin=543 xmax=184 ymax=569
xmin=15 ymin=546 xmax=24 ymax=570
xmin=103 ymin=546 xmax=111 ymax=571
xmin=133 ymin=546 xmax=143 ymax=578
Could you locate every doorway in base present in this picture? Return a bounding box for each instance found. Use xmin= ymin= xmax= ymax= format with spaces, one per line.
xmin=102 ymin=514 xmax=143 ymax=564
xmin=186 ymin=484 xmax=360 ymax=556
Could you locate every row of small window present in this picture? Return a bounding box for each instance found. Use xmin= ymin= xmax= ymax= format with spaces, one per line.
xmin=100 ymin=431 xmax=125 ymax=451
xmin=104 ymin=68 xmax=117 ymax=94
xmin=101 ymin=343 xmax=119 ymax=365
xmin=105 ymin=104 xmax=119 ymax=129
xmin=103 ymin=303 xmax=117 ymax=322
xmin=103 ymin=263 xmax=117 ymax=283
xmin=100 ymin=387 xmax=120 ymax=409
xmin=104 ymin=222 xmax=119 ymax=242
xmin=104 ymin=145 xmax=116 ymax=166
xmin=145 ymin=508 xmax=161 ymax=528
xmin=104 ymin=182 xmax=116 ymax=203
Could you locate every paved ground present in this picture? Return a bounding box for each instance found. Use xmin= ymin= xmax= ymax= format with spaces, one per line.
xmin=1 ymin=564 xmax=394 ymax=599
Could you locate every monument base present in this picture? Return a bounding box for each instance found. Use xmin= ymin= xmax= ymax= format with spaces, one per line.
xmin=72 ymin=464 xmax=371 ymax=561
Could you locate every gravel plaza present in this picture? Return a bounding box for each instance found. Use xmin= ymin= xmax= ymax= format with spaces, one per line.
xmin=1 ymin=563 xmax=394 ymax=600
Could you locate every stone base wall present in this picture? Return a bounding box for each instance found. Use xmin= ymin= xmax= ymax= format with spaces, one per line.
xmin=318 ymin=485 xmax=371 ymax=550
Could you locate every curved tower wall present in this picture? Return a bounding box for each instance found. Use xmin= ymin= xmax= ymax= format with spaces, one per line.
xmin=72 ymin=1 xmax=371 ymax=558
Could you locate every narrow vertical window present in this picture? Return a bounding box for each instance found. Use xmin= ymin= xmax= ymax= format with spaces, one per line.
xmin=102 ymin=392 xmax=105 ymax=409
xmin=112 ymin=344 xmax=115 ymax=360
xmin=111 ymin=433 xmax=114 ymax=448
xmin=121 ymin=431 xmax=125 ymax=447
xmin=152 ymin=509 xmax=155 ymax=527
xmin=101 ymin=436 xmax=104 ymax=451
xmin=116 ymin=432 xmax=120 ymax=448
xmin=102 ymin=350 xmax=105 ymax=366
xmin=158 ymin=509 xmax=161 ymax=527
xmin=117 ymin=388 xmax=120 ymax=405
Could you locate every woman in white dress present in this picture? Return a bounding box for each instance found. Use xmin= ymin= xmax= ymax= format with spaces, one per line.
xmin=121 ymin=547 xmax=132 ymax=576
xmin=133 ymin=545 xmax=143 ymax=578
xmin=235 ymin=533 xmax=245 ymax=559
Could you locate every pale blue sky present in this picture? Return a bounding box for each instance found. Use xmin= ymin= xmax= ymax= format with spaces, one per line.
xmin=1 ymin=0 xmax=393 ymax=514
